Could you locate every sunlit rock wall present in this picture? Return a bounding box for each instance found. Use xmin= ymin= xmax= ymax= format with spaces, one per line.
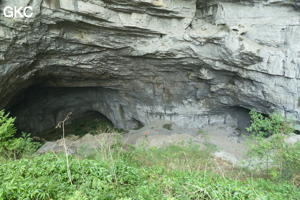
xmin=1 ymin=0 xmax=300 ymax=133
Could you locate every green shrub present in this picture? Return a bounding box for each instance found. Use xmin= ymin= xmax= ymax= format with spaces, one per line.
xmin=248 ymin=133 xmax=300 ymax=183
xmin=280 ymin=141 xmax=300 ymax=183
xmin=0 ymin=153 xmax=299 ymax=200
xmin=0 ymin=110 xmax=39 ymax=159
xmin=246 ymin=111 xmax=299 ymax=183
xmin=246 ymin=110 xmax=294 ymax=137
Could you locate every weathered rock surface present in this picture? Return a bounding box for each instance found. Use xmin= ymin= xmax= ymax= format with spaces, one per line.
xmin=123 ymin=122 xmax=248 ymax=162
xmin=284 ymin=134 xmax=300 ymax=145
xmin=36 ymin=122 xmax=300 ymax=166
xmin=37 ymin=122 xmax=248 ymax=164
xmin=123 ymin=120 xmax=202 ymax=147
xmin=1 ymin=0 xmax=300 ymax=133
xmin=36 ymin=133 xmax=120 ymax=155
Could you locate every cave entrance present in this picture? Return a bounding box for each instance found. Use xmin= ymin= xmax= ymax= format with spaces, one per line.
xmin=210 ymin=106 xmax=252 ymax=133
xmin=6 ymin=86 xmax=125 ymax=141
xmin=38 ymin=111 xmax=119 ymax=141
xmin=227 ymin=106 xmax=251 ymax=132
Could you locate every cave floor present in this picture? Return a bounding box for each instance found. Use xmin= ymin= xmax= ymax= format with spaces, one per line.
xmin=37 ymin=119 xmax=250 ymax=166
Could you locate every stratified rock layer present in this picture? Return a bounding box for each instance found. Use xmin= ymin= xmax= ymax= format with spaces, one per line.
xmin=1 ymin=0 xmax=300 ymax=133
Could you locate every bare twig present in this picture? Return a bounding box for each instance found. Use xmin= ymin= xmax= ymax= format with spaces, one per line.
xmin=56 ymin=112 xmax=73 ymax=184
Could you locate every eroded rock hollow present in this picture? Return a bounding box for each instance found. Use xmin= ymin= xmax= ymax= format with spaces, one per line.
xmin=1 ymin=0 xmax=300 ymax=134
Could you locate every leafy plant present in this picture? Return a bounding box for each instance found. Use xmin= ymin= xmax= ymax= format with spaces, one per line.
xmin=246 ymin=111 xmax=300 ymax=184
xmin=0 ymin=110 xmax=39 ymax=159
xmin=0 ymin=108 xmax=299 ymax=199
xmin=281 ymin=142 xmax=300 ymax=184
xmin=247 ymin=134 xmax=285 ymax=175
xmin=248 ymin=135 xmax=300 ymax=182
xmin=0 ymin=153 xmax=299 ymax=200
xmin=246 ymin=110 xmax=294 ymax=137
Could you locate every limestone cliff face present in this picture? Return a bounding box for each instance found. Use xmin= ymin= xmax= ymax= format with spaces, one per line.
xmin=1 ymin=0 xmax=300 ymax=133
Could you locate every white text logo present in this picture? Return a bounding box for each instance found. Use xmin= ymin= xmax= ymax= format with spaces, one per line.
xmin=3 ymin=6 xmax=33 ymax=18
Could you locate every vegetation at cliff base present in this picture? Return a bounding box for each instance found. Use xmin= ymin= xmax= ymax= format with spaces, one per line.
xmin=0 ymin=109 xmax=299 ymax=200
xmin=246 ymin=110 xmax=294 ymax=137
xmin=246 ymin=110 xmax=300 ymax=183
xmin=0 ymin=110 xmax=39 ymax=160
xmin=1 ymin=153 xmax=300 ymax=200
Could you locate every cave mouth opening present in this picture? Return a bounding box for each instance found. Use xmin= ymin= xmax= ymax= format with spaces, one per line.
xmin=224 ymin=106 xmax=299 ymax=137
xmin=6 ymin=85 xmax=126 ymax=141
xmin=210 ymin=105 xmax=252 ymax=132
xmin=227 ymin=106 xmax=252 ymax=132
xmin=37 ymin=111 xmax=119 ymax=141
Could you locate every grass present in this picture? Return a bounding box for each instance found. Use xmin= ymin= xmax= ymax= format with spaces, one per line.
xmin=1 ymin=134 xmax=299 ymax=200
xmin=128 ymin=143 xmax=216 ymax=172
xmin=0 ymin=150 xmax=299 ymax=200
xmin=1 ymin=110 xmax=300 ymax=200
xmin=0 ymin=129 xmax=299 ymax=199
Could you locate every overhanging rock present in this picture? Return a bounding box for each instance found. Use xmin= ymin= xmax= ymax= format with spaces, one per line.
xmin=1 ymin=0 xmax=300 ymax=133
